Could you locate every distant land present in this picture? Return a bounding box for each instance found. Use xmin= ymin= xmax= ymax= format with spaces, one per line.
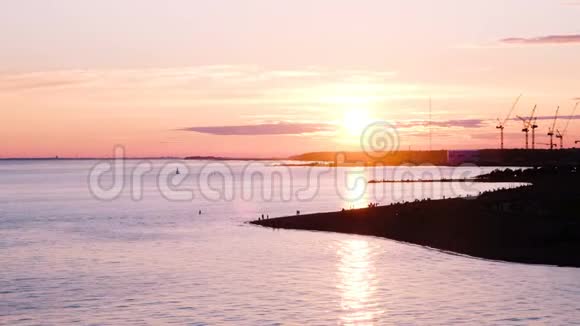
xmin=184 ymin=156 xmax=280 ymax=161
xmin=3 ymin=149 xmax=580 ymax=167
xmin=0 ymin=157 xmax=181 ymax=161
xmin=288 ymin=149 xmax=580 ymax=167
xmin=0 ymin=156 xmax=277 ymax=161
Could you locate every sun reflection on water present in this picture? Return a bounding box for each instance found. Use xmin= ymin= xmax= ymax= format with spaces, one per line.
xmin=337 ymin=239 xmax=383 ymax=325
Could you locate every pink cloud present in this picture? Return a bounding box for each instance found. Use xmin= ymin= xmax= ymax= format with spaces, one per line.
xmin=500 ymin=34 xmax=580 ymax=45
xmin=179 ymin=122 xmax=336 ymax=136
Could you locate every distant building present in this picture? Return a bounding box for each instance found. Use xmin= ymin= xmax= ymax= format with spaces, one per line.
xmin=447 ymin=150 xmax=480 ymax=165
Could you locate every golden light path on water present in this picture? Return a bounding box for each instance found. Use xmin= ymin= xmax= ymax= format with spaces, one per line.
xmin=337 ymin=239 xmax=384 ymax=325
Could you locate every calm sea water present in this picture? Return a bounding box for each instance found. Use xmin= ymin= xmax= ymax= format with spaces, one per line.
xmin=1 ymin=160 xmax=579 ymax=325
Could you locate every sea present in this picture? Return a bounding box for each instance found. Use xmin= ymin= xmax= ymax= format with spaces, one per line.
xmin=1 ymin=160 xmax=579 ymax=325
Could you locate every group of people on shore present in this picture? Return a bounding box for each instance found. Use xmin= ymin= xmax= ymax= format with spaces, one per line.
xmin=258 ymin=214 xmax=270 ymax=221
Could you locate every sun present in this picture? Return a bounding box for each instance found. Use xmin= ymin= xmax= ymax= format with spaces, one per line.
xmin=342 ymin=108 xmax=373 ymax=137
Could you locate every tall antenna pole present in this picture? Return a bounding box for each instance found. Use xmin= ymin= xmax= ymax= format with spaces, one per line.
xmin=429 ymin=96 xmax=432 ymax=151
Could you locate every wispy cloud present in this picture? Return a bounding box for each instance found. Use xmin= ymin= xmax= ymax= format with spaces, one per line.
xmin=469 ymin=131 xmax=520 ymax=140
xmin=0 ymin=66 xmax=397 ymax=92
xmin=562 ymin=0 xmax=580 ymax=5
xmin=399 ymin=115 xmax=580 ymax=131
xmin=522 ymin=114 xmax=580 ymax=121
xmin=179 ymin=122 xmax=336 ymax=136
xmin=0 ymin=70 xmax=96 ymax=91
xmin=500 ymin=34 xmax=580 ymax=45
xmin=397 ymin=119 xmax=486 ymax=129
xmin=181 ymin=118 xmax=494 ymax=137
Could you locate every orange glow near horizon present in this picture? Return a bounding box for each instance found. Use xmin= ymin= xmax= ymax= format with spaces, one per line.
xmin=1 ymin=1 xmax=579 ymax=158
xmin=2 ymin=73 xmax=579 ymax=158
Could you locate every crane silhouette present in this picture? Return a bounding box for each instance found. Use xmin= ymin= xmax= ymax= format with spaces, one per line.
xmin=516 ymin=105 xmax=537 ymax=150
xmin=555 ymin=101 xmax=579 ymax=149
xmin=530 ymin=116 xmax=538 ymax=150
xmin=547 ymin=106 xmax=560 ymax=150
xmin=496 ymin=95 xmax=522 ymax=150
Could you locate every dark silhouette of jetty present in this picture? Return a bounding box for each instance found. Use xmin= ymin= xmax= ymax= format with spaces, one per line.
xmin=251 ymin=167 xmax=580 ymax=267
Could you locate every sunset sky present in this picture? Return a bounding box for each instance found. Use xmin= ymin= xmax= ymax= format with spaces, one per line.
xmin=1 ymin=0 xmax=579 ymax=158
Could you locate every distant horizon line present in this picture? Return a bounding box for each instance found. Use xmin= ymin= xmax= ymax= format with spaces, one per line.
xmin=2 ymin=148 xmax=579 ymax=161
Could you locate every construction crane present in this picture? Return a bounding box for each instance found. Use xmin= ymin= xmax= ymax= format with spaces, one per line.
xmin=517 ymin=117 xmax=530 ymax=149
xmin=516 ymin=105 xmax=537 ymax=150
xmin=547 ymin=106 xmax=560 ymax=150
xmin=531 ymin=115 xmax=538 ymax=150
xmin=496 ymin=95 xmax=522 ymax=150
xmin=555 ymin=101 xmax=579 ymax=149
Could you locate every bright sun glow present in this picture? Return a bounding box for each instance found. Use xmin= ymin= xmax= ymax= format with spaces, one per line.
xmin=342 ymin=108 xmax=373 ymax=137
